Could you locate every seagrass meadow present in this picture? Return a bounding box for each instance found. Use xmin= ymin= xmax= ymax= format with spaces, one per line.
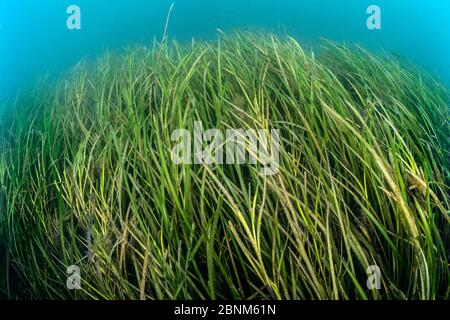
xmin=0 ymin=32 xmax=449 ymax=300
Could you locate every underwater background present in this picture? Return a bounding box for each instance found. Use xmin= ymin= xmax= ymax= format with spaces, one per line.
xmin=0 ymin=0 xmax=449 ymax=101
xmin=1 ymin=0 xmax=449 ymax=300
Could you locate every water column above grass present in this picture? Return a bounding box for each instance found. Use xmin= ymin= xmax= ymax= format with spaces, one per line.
xmin=0 ymin=0 xmax=449 ymax=101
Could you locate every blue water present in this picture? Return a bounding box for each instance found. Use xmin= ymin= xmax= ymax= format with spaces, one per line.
xmin=1 ymin=0 xmax=449 ymax=100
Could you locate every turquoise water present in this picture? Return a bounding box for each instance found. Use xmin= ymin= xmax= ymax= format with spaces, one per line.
xmin=1 ymin=0 xmax=449 ymax=100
